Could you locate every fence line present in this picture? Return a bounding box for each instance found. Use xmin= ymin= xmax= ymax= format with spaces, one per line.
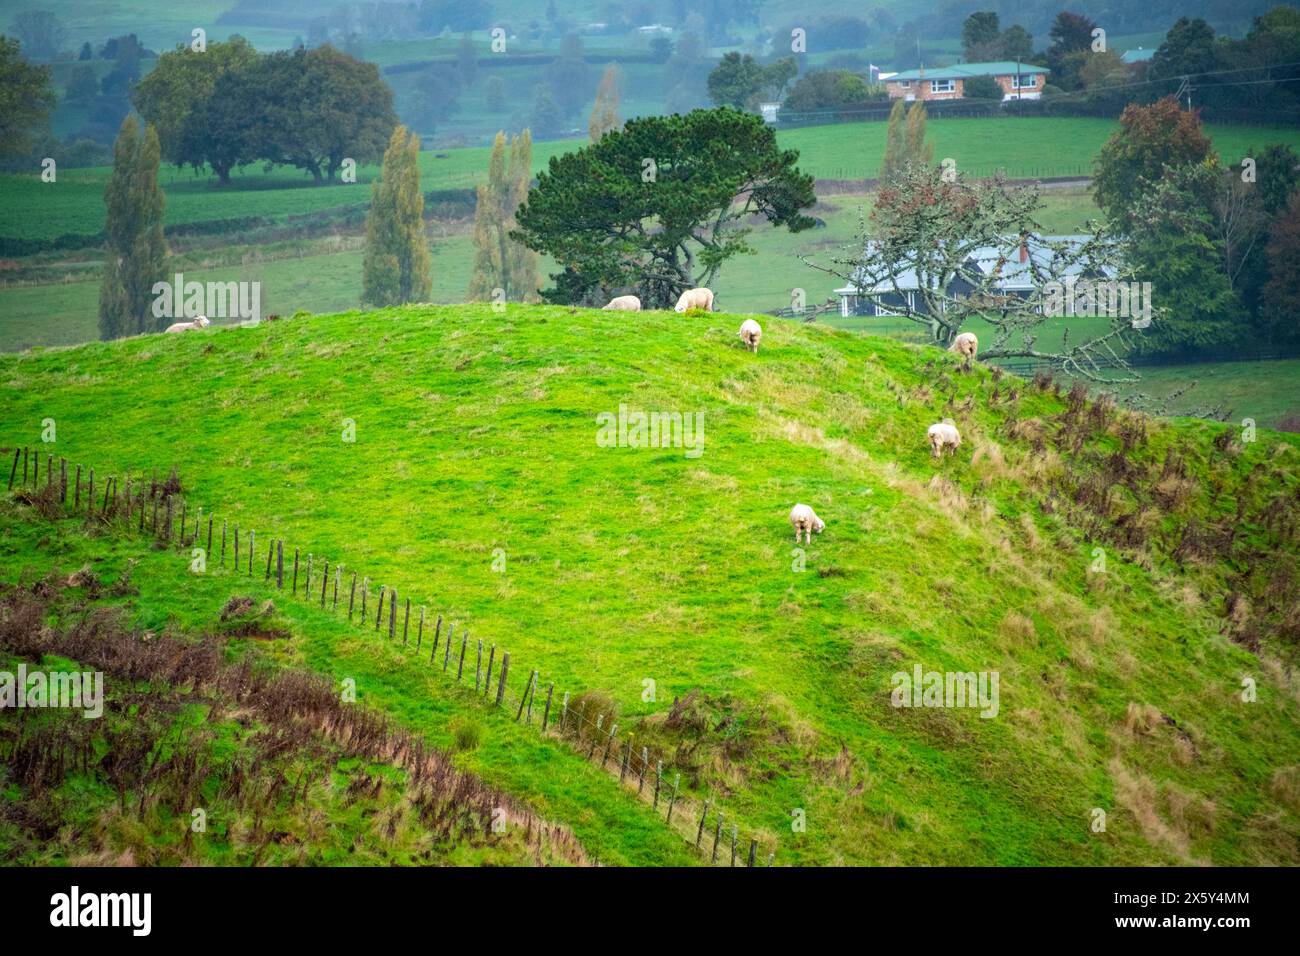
xmin=4 ymin=447 xmax=776 ymax=867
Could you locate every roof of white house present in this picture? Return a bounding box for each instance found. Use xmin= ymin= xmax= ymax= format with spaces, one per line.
xmin=1121 ymin=48 xmax=1154 ymax=64
xmin=834 ymin=235 xmax=1114 ymax=295
xmin=888 ymin=61 xmax=1050 ymax=82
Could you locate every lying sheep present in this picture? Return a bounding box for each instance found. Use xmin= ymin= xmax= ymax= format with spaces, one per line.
xmin=948 ymin=331 xmax=978 ymax=368
xmin=738 ymin=318 xmax=762 ymax=353
xmin=789 ymin=503 xmax=825 ymax=544
xmin=927 ymin=419 xmax=962 ymax=458
xmin=164 ymin=315 xmax=211 ymax=334
xmin=603 ymin=295 xmax=641 ymax=311
xmin=674 ymin=287 xmax=714 ymax=313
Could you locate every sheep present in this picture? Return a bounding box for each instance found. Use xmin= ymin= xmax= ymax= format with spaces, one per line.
xmin=602 ymin=295 xmax=641 ymax=311
xmin=927 ymin=419 xmax=962 ymax=458
xmin=738 ymin=318 xmax=762 ymax=353
xmin=789 ymin=503 xmax=825 ymax=544
xmin=674 ymin=287 xmax=714 ymax=313
xmin=948 ymin=331 xmax=978 ymax=368
xmin=164 ymin=315 xmax=211 ymax=334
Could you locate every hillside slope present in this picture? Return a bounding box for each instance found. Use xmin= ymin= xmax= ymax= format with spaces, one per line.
xmin=2 ymin=303 xmax=1299 ymax=865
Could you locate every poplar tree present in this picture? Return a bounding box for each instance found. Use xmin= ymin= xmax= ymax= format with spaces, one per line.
xmin=878 ymin=98 xmax=907 ymax=185
xmin=362 ymin=125 xmax=431 ymax=306
xmin=588 ymin=65 xmax=621 ymax=142
xmin=468 ymin=129 xmax=539 ymax=302
xmin=904 ymin=100 xmax=933 ymax=170
xmin=98 ymin=115 xmax=167 ymax=340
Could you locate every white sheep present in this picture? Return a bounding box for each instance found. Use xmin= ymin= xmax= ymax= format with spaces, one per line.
xmin=738 ymin=318 xmax=762 ymax=353
xmin=948 ymin=331 xmax=978 ymax=367
xmin=164 ymin=315 xmax=211 ymax=334
xmin=789 ymin=503 xmax=825 ymax=544
xmin=674 ymin=287 xmax=714 ymax=313
xmin=602 ymin=295 xmax=641 ymax=311
xmin=927 ymin=419 xmax=962 ymax=458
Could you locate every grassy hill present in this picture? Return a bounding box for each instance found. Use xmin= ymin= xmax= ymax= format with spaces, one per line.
xmin=2 ymin=302 xmax=1299 ymax=865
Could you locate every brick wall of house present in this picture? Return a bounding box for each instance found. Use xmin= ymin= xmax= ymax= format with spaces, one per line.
xmin=885 ymin=73 xmax=1043 ymax=101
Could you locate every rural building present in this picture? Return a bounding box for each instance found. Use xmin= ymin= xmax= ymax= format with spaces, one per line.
xmin=834 ymin=235 xmax=1114 ymax=318
xmin=884 ymin=61 xmax=1050 ymax=101
xmin=1121 ymin=47 xmax=1154 ymax=65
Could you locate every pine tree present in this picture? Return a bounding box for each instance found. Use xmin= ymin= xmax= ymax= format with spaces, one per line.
xmin=879 ymin=98 xmax=907 ymax=185
xmin=588 ymin=65 xmax=621 ymax=142
xmin=468 ymin=129 xmax=539 ymax=302
xmin=362 ymin=125 xmax=431 ymax=306
xmin=98 ymin=115 xmax=167 ymax=341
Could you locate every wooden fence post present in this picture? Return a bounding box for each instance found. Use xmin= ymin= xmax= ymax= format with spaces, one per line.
xmin=374 ymin=585 xmax=384 ymax=630
xmin=60 ymin=459 xmax=67 ymax=504
xmin=443 ymin=624 xmax=454 ymax=671
xmin=207 ymin=516 xmax=213 ymax=558
xmin=483 ymin=644 xmax=495 ymax=695
xmin=73 ymin=464 xmax=81 ymax=508
xmin=587 ymin=716 xmax=603 ymax=757
xmin=322 ymin=561 xmax=330 ymax=609
xmin=474 ymin=639 xmax=483 ymax=691
xmin=667 ymin=774 xmax=680 ymax=823
xmin=402 ymin=597 xmax=410 ymax=642
xmin=541 ymin=683 xmax=554 ymax=732
xmin=21 ymin=448 xmax=27 ymax=485
xmin=277 ymin=541 xmax=284 ymax=588
xmin=348 ymin=573 xmax=357 ymax=619
xmin=748 ymin=839 xmax=757 ymax=867
xmin=387 ymin=587 xmax=396 ymax=637
xmin=712 ymin=816 xmax=723 ymax=864
xmin=601 ymin=721 xmax=615 ymax=763
xmin=31 ymin=449 xmax=36 ymax=485
xmin=291 ymin=549 xmax=299 ymax=594
xmin=638 ymin=747 xmax=648 ymax=794
xmin=264 ymin=539 xmax=273 ymax=580
xmin=220 ymin=520 xmax=226 ymax=566
xmin=164 ymin=496 xmax=173 ymax=543
xmin=248 ymin=531 xmax=255 ymax=573
xmin=306 ymin=554 xmax=313 ymax=597
xmin=730 ymin=824 xmax=738 ymax=867
xmin=620 ymin=736 xmax=631 ymax=783
xmin=527 ymin=673 xmax=538 ymax=723
xmin=430 ymin=615 xmax=442 ymax=662
xmin=495 ymin=653 xmax=509 ymax=706
xmin=101 ymin=478 xmax=112 ymax=517
xmin=456 ymin=631 xmax=468 ymax=680
xmin=179 ymin=500 xmax=186 ymax=539
xmin=7 ymin=448 xmax=18 ymax=490
xmin=416 ymin=606 xmax=425 ymax=651
xmin=232 ymin=522 xmax=238 ymax=564
xmin=333 ymin=566 xmax=341 ymax=611
xmin=696 ymin=803 xmax=711 ymax=848
xmin=360 ymin=577 xmax=367 ymax=619
xmin=653 ymin=761 xmax=663 ymax=810
xmin=559 ymin=691 xmax=569 ymax=734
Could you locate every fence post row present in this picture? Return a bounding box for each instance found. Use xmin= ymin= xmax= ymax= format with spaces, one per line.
xmin=6 ymin=452 xmax=768 ymax=867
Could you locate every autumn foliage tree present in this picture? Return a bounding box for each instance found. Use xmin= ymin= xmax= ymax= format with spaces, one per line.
xmin=1093 ymin=97 xmax=1212 ymax=230
xmin=468 ymin=130 xmax=539 ymax=302
xmin=589 ymin=66 xmax=621 ymax=142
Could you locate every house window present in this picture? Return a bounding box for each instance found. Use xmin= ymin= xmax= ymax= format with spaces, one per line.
xmin=1012 ymin=74 xmax=1036 ymax=89
xmin=930 ymin=79 xmax=955 ymax=93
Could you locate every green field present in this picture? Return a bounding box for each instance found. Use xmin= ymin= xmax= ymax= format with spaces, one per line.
xmin=3 ymin=302 xmax=1298 ymax=865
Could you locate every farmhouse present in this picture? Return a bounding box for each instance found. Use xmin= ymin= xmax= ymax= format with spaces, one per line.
xmin=834 ymin=234 xmax=1115 ymax=318
xmin=884 ymin=61 xmax=1050 ymax=101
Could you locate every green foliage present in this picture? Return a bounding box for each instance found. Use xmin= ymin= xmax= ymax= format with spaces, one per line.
xmin=513 ymin=108 xmax=815 ymax=307
xmin=0 ymin=35 xmax=56 ymax=161
xmin=707 ymin=52 xmax=767 ymax=109
xmin=362 ymin=125 xmax=431 ymax=307
xmin=782 ymin=70 xmax=887 ymax=114
xmin=97 ymin=115 xmax=166 ymax=340
xmin=962 ymin=74 xmax=1003 ymax=101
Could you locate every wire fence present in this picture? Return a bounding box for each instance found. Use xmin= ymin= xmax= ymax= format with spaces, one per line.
xmin=4 ymin=446 xmax=777 ymax=867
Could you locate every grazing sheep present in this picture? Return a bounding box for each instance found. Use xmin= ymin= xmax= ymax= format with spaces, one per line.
xmin=789 ymin=503 xmax=825 ymax=544
xmin=674 ymin=287 xmax=714 ymax=313
xmin=602 ymin=295 xmax=641 ymax=311
xmin=738 ymin=318 xmax=762 ymax=353
xmin=164 ymin=315 xmax=211 ymax=334
xmin=948 ymin=331 xmax=978 ymax=367
xmin=927 ymin=419 xmax=962 ymax=458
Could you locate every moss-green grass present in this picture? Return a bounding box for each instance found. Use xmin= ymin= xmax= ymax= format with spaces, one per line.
xmin=2 ymin=302 xmax=1298 ymax=865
